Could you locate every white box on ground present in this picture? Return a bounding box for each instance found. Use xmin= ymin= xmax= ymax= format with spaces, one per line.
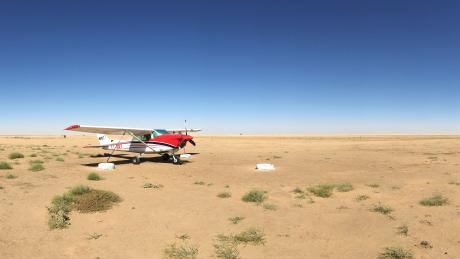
xmin=98 ymin=162 xmax=115 ymax=170
xmin=256 ymin=163 xmax=275 ymax=171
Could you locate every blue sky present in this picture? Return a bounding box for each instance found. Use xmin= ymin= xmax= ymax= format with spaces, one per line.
xmin=1 ymin=1 xmax=459 ymax=134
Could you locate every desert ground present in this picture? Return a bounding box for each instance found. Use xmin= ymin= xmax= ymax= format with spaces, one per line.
xmin=0 ymin=135 xmax=459 ymax=258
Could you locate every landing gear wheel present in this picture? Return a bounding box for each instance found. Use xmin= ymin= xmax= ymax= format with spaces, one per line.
xmin=172 ymin=155 xmax=182 ymax=165
xmin=132 ymin=156 xmax=141 ymax=164
xmin=161 ymin=154 xmax=170 ymax=161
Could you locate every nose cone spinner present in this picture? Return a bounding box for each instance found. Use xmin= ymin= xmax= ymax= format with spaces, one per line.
xmin=180 ymin=135 xmax=196 ymax=147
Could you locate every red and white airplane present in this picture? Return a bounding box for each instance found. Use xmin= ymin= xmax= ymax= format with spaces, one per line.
xmin=64 ymin=123 xmax=201 ymax=164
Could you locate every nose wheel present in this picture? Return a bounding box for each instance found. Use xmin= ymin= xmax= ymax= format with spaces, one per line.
xmin=172 ymin=155 xmax=182 ymax=165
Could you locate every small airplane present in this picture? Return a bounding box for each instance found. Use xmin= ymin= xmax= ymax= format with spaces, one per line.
xmin=64 ymin=122 xmax=201 ymax=164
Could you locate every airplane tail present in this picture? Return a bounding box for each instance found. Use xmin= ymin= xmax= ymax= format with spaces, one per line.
xmin=97 ymin=134 xmax=112 ymax=145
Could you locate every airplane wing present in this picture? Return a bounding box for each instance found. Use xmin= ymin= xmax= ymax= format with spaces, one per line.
xmin=166 ymin=129 xmax=202 ymax=134
xmin=64 ymin=124 xmax=153 ymax=135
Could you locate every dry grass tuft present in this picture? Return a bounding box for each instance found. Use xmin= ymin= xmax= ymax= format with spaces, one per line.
xmin=214 ymin=227 xmax=265 ymax=258
xmin=378 ymin=247 xmax=413 ymax=259
xmin=47 ymin=185 xmax=120 ymax=229
xmin=72 ymin=190 xmax=121 ymax=213
xmin=336 ymin=183 xmax=353 ymax=192
xmin=262 ymin=202 xmax=277 ymax=211
xmin=397 ymin=225 xmax=408 ymax=236
xmin=356 ymin=195 xmax=370 ymax=201
xmin=163 ymin=242 xmax=198 ymax=259
xmin=308 ymin=184 xmax=335 ymax=198
xmin=5 ymin=173 xmax=17 ymax=179
xmin=371 ymin=203 xmax=393 ymax=215
xmin=144 ymin=183 xmax=163 ymax=189
xmin=228 ymin=216 xmax=244 ymax=224
xmin=419 ymin=195 xmax=448 ymax=206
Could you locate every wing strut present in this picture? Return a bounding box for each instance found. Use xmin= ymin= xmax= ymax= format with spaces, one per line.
xmin=107 ymin=130 xmax=126 ymax=162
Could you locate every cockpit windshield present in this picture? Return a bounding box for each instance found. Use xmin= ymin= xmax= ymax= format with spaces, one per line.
xmin=150 ymin=129 xmax=168 ymax=138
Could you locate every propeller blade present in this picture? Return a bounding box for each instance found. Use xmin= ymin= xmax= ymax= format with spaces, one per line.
xmin=185 ymin=119 xmax=188 ymax=135
xmin=189 ymin=139 xmax=196 ymax=146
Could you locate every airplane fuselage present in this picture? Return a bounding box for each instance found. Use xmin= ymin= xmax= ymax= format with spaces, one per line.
xmin=104 ymin=133 xmax=193 ymax=154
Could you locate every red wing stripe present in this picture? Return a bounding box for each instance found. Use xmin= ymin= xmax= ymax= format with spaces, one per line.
xmin=64 ymin=124 xmax=80 ymax=130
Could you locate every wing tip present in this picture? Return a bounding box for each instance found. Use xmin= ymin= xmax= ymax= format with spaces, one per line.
xmin=64 ymin=124 xmax=80 ymax=131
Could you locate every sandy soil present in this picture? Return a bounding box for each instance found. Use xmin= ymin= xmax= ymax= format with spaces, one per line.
xmin=0 ymin=135 xmax=459 ymax=258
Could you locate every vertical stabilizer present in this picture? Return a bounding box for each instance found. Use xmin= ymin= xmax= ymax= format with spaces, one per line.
xmin=97 ymin=134 xmax=112 ymax=145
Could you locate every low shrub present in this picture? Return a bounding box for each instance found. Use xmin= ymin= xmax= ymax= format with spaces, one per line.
xmin=0 ymin=161 xmax=12 ymax=170
xmin=308 ymin=184 xmax=335 ymax=198
xmin=378 ymin=247 xmax=413 ymax=259
xmin=242 ymin=189 xmax=267 ymax=204
xmin=87 ymin=172 xmax=102 ymax=181
xmin=419 ymin=195 xmax=448 ymax=206
xmin=217 ymin=192 xmax=232 ymax=198
xmin=9 ymin=152 xmax=24 ymax=160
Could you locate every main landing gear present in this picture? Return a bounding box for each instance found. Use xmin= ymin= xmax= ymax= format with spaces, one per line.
xmin=161 ymin=154 xmax=170 ymax=161
xmin=161 ymin=153 xmax=182 ymax=165
xmin=133 ymin=153 xmax=182 ymax=165
xmin=132 ymin=153 xmax=143 ymax=164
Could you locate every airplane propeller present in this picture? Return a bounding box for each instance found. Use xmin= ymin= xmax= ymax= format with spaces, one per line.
xmin=181 ymin=120 xmax=196 ymax=151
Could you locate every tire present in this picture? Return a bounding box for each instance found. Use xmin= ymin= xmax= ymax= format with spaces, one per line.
xmin=161 ymin=154 xmax=170 ymax=161
xmin=172 ymin=155 xmax=182 ymax=165
xmin=132 ymin=157 xmax=140 ymax=164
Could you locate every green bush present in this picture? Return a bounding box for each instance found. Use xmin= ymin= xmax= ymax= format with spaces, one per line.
xmin=217 ymin=192 xmax=232 ymax=198
xmin=420 ymin=195 xmax=448 ymax=206
xmin=0 ymin=161 xmax=12 ymax=170
xmin=87 ymin=172 xmax=102 ymax=181
xmin=9 ymin=152 xmax=24 ymax=159
xmin=30 ymin=164 xmax=44 ymax=171
xmin=336 ymin=183 xmax=353 ymax=192
xmin=308 ymin=184 xmax=335 ymax=198
xmin=242 ymin=189 xmax=267 ymax=204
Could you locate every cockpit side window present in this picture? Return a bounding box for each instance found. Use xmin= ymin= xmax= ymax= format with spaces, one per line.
xmin=133 ymin=134 xmax=151 ymax=142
